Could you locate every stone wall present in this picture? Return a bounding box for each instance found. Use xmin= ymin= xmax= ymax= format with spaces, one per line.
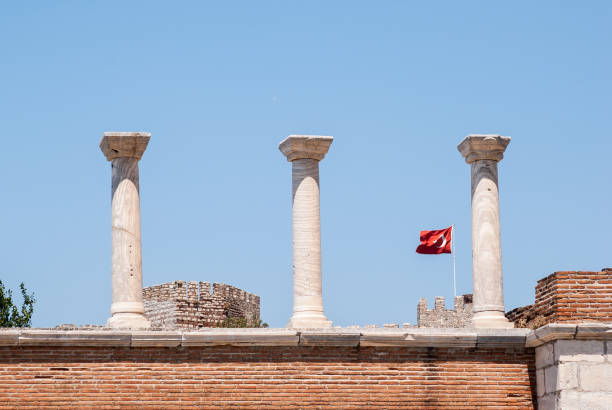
xmin=142 ymin=281 xmax=260 ymax=329
xmin=527 ymin=324 xmax=612 ymax=409
xmin=417 ymin=294 xmax=473 ymax=328
xmin=506 ymin=269 xmax=612 ymax=328
xmin=536 ymin=339 xmax=612 ymax=408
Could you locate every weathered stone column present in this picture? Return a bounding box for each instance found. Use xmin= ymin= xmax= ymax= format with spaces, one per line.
xmin=458 ymin=135 xmax=513 ymax=328
xmin=100 ymin=132 xmax=151 ymax=329
xmin=279 ymin=135 xmax=333 ymax=328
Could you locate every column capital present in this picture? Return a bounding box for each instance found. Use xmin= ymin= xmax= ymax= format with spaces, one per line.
xmin=458 ymin=134 xmax=510 ymax=164
xmin=279 ymin=135 xmax=333 ymax=162
xmin=100 ymin=132 xmax=151 ymax=161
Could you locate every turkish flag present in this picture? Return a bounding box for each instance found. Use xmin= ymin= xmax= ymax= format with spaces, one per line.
xmin=416 ymin=226 xmax=453 ymax=254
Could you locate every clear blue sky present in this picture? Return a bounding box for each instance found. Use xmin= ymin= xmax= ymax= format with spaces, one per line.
xmin=1 ymin=2 xmax=610 ymax=328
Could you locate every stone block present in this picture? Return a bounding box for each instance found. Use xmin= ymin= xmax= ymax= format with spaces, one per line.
xmin=299 ymin=330 xmax=360 ymax=347
xmin=537 ymin=393 xmax=557 ymax=410
xmin=555 ymin=340 xmax=605 ymax=363
xmin=476 ymin=334 xmax=526 ymax=347
xmin=579 ymin=363 xmax=612 ymax=392
xmin=183 ymin=329 xmax=299 ymax=347
xmin=131 ymin=331 xmax=182 ymax=347
xmin=557 ymin=363 xmax=578 ymax=390
xmin=544 ymin=365 xmax=558 ymax=394
xmin=407 ymin=328 xmax=477 ymax=348
xmin=360 ymin=330 xmax=409 ymax=347
xmin=575 ymin=323 xmax=612 ymax=340
xmin=536 ymin=369 xmax=546 ymax=398
xmin=475 ymin=328 xmax=529 ymax=347
xmin=0 ymin=330 xmax=19 ymax=346
xmin=18 ymin=330 xmax=131 ymax=346
xmin=536 ymin=343 xmax=554 ymax=369
xmin=558 ymin=391 xmax=612 ymax=410
xmin=526 ymin=323 xmax=577 ymax=348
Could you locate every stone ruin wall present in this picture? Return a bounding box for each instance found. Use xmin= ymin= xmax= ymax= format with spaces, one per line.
xmin=142 ymin=281 xmax=260 ymax=329
xmin=417 ymin=294 xmax=473 ymax=328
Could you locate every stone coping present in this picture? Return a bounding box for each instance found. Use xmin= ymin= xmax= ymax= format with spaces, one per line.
xmin=2 ymin=324 xmax=609 ymax=348
xmin=526 ymin=323 xmax=612 ymax=348
xmin=0 ymin=327 xmax=530 ymax=348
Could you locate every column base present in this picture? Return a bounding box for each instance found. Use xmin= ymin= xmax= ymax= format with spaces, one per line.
xmin=471 ymin=311 xmax=514 ymax=329
xmin=287 ymin=313 xmax=332 ymax=329
xmin=107 ymin=313 xmax=151 ymax=329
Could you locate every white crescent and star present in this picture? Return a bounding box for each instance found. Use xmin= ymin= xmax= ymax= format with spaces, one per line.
xmin=435 ymin=234 xmax=447 ymax=248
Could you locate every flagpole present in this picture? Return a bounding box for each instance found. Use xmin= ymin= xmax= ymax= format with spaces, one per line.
xmin=452 ymin=225 xmax=457 ymax=298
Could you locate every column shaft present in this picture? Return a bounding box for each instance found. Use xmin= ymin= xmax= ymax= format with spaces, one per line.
xmin=291 ymin=159 xmax=326 ymax=323
xmin=110 ymin=158 xmax=145 ymax=316
xmin=471 ymin=160 xmax=505 ymax=315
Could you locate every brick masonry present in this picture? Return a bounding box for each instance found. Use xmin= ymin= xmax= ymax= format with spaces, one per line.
xmin=0 ymin=344 xmax=536 ymax=409
xmin=506 ymin=270 xmax=612 ymax=328
xmin=417 ymin=294 xmax=473 ymax=328
xmin=142 ymin=281 xmax=260 ymax=329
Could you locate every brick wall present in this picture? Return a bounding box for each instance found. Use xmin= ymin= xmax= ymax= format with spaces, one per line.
xmin=0 ymin=344 xmax=535 ymax=409
xmin=143 ymin=281 xmax=260 ymax=329
xmin=506 ymin=270 xmax=612 ymax=328
xmin=417 ymin=294 xmax=473 ymax=328
xmin=505 ymin=304 xmax=536 ymax=327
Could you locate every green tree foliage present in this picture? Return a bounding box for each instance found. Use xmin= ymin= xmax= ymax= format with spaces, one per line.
xmin=218 ymin=315 xmax=268 ymax=328
xmin=0 ymin=281 xmax=35 ymax=327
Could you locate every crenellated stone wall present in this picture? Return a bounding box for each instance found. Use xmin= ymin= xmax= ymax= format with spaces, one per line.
xmin=142 ymin=281 xmax=260 ymax=329
xmin=417 ymin=294 xmax=473 ymax=328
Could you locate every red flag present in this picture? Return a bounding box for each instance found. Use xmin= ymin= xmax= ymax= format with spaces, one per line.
xmin=416 ymin=226 xmax=453 ymax=254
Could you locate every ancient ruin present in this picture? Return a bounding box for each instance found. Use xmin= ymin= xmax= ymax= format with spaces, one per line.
xmin=417 ymin=294 xmax=473 ymax=328
xmin=506 ymin=269 xmax=612 ymax=328
xmin=142 ymin=281 xmax=260 ymax=329
xmin=0 ymin=133 xmax=610 ymax=409
xmin=458 ymin=135 xmax=513 ymax=328
xmin=100 ymin=133 xmax=151 ymax=329
xmin=279 ymin=135 xmax=333 ymax=328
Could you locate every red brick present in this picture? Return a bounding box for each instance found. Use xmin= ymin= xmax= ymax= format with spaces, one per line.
xmin=508 ymin=270 xmax=612 ymax=327
xmin=0 ymin=345 xmax=536 ymax=409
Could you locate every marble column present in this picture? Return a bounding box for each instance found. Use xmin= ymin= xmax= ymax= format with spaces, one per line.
xmin=100 ymin=132 xmax=151 ymax=329
xmin=458 ymin=135 xmax=513 ymax=329
xmin=279 ymin=135 xmax=333 ymax=328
